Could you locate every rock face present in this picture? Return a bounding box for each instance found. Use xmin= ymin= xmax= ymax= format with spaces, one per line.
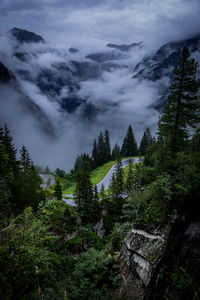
xmin=107 ymin=42 xmax=143 ymax=52
xmin=134 ymin=33 xmax=200 ymax=82
xmin=86 ymin=51 xmax=126 ymax=63
xmin=117 ymin=225 xmax=171 ymax=299
xmin=93 ymin=219 xmax=105 ymax=238
xmin=10 ymin=27 xmax=45 ymax=43
xmin=0 ymin=62 xmax=11 ymax=83
xmin=68 ymin=47 xmax=79 ymax=53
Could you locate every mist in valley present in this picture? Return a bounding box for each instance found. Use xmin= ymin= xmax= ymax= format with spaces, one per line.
xmin=1 ymin=0 xmax=200 ymax=171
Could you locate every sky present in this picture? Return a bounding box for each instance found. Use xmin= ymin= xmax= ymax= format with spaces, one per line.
xmin=1 ymin=0 xmax=200 ymax=50
xmin=1 ymin=0 xmax=200 ymax=171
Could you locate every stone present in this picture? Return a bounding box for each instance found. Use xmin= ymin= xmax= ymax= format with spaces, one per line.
xmin=116 ymin=224 xmax=171 ymax=299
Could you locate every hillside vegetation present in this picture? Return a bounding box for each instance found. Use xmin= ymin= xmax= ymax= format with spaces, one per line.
xmin=0 ymin=47 xmax=200 ymax=300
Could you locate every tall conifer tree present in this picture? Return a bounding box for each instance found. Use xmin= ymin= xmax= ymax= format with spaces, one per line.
xmin=139 ymin=128 xmax=153 ymax=155
xmin=97 ymin=132 xmax=105 ymax=166
xmin=104 ymin=129 xmax=111 ymax=162
xmin=111 ymin=143 xmax=121 ymax=160
xmin=54 ymin=179 xmax=62 ymax=201
xmin=92 ymin=139 xmax=98 ymax=168
xmin=121 ymin=125 xmax=138 ymax=157
xmin=158 ymin=47 xmax=200 ymax=154
xmin=125 ymin=158 xmax=135 ymax=194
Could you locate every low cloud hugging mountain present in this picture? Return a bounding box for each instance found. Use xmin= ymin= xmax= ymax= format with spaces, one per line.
xmin=0 ymin=27 xmax=200 ymax=170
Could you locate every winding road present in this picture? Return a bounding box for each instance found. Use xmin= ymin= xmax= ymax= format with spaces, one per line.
xmin=63 ymin=157 xmax=142 ymax=206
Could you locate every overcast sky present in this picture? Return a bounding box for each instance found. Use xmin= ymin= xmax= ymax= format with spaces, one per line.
xmin=1 ymin=0 xmax=200 ymax=50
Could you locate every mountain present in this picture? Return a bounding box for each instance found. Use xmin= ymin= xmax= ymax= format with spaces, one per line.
xmin=1 ymin=28 xmax=200 ymax=139
xmin=0 ymin=60 xmax=55 ymax=136
xmin=86 ymin=51 xmax=127 ymax=63
xmin=1 ymin=27 xmax=200 ymax=169
xmin=68 ymin=47 xmax=79 ymax=53
xmin=107 ymin=41 xmax=143 ymax=52
xmin=9 ymin=27 xmax=45 ymax=43
xmin=1 ymin=28 xmax=138 ymax=118
xmin=2 ymin=28 xmax=200 ymax=118
xmin=134 ymin=34 xmax=200 ymax=81
xmin=0 ymin=62 xmax=11 ymax=82
xmin=133 ymin=33 xmax=200 ymax=108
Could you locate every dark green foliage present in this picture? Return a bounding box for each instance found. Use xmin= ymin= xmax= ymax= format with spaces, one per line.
xmin=122 ymin=174 xmax=172 ymax=229
xmin=92 ymin=139 xmax=98 ymax=168
xmin=74 ymin=153 xmax=92 ymax=172
xmin=110 ymin=223 xmax=122 ymax=251
xmin=0 ymin=207 xmax=60 ymax=299
xmin=2 ymin=124 xmax=18 ymax=174
xmin=69 ymin=248 xmax=121 ymax=300
xmin=54 ymin=179 xmax=62 ymax=200
xmin=0 ymin=125 xmax=41 ymax=215
xmin=104 ymin=129 xmax=111 ymax=162
xmin=110 ymin=222 xmax=132 ymax=252
xmin=121 ymin=125 xmax=138 ymax=157
xmin=74 ymin=166 xmax=100 ymax=223
xmin=97 ymin=131 xmax=105 ymax=166
xmin=111 ymin=158 xmax=124 ymax=200
xmin=92 ymin=129 xmax=112 ymax=168
xmin=158 ymin=47 xmax=200 ymax=155
xmin=139 ymin=128 xmax=153 ymax=155
xmin=0 ymin=179 xmax=12 ymax=217
xmin=111 ymin=143 xmax=121 ymax=160
xmin=55 ymin=168 xmax=66 ymax=178
xmin=124 ymin=158 xmax=135 ymax=194
xmin=14 ymin=146 xmax=41 ymax=212
xmin=99 ymin=183 xmax=106 ymax=200
xmin=20 ymin=145 xmax=32 ymax=174
xmin=143 ymin=139 xmax=158 ymax=167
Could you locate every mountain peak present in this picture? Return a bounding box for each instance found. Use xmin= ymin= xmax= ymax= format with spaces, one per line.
xmin=68 ymin=47 xmax=79 ymax=53
xmin=9 ymin=27 xmax=45 ymax=44
xmin=106 ymin=42 xmax=143 ymax=52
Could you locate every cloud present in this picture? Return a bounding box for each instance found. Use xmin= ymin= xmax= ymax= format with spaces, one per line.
xmin=0 ymin=0 xmax=200 ymax=171
xmin=1 ymin=0 xmax=200 ymax=50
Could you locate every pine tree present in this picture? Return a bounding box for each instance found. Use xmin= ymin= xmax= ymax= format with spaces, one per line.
xmin=74 ymin=153 xmax=92 ymax=171
xmin=92 ymin=185 xmax=100 ymax=220
xmin=121 ymin=125 xmax=138 ymax=157
xmin=2 ymin=124 xmax=18 ymax=174
xmin=158 ymin=47 xmax=200 ymax=154
xmin=54 ymin=179 xmax=62 ymax=200
xmin=111 ymin=158 xmax=124 ymax=199
xmin=104 ymin=129 xmax=111 ymax=162
xmin=15 ymin=145 xmax=41 ymax=211
xmin=92 ymin=139 xmax=98 ymax=168
xmin=20 ymin=145 xmax=32 ymax=175
xmin=74 ymin=165 xmax=96 ymax=223
xmin=139 ymin=128 xmax=153 ymax=155
xmin=111 ymin=143 xmax=121 ymax=160
xmin=125 ymin=158 xmax=135 ymax=194
xmin=45 ymin=166 xmax=50 ymax=174
xmin=97 ymin=132 xmax=105 ymax=166
xmin=0 ymin=125 xmax=19 ymax=215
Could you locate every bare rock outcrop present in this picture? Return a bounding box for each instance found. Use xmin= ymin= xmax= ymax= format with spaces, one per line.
xmin=117 ymin=224 xmax=172 ymax=299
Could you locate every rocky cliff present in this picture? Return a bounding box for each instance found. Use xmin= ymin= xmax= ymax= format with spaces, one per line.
xmin=116 ymin=223 xmax=173 ymax=299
